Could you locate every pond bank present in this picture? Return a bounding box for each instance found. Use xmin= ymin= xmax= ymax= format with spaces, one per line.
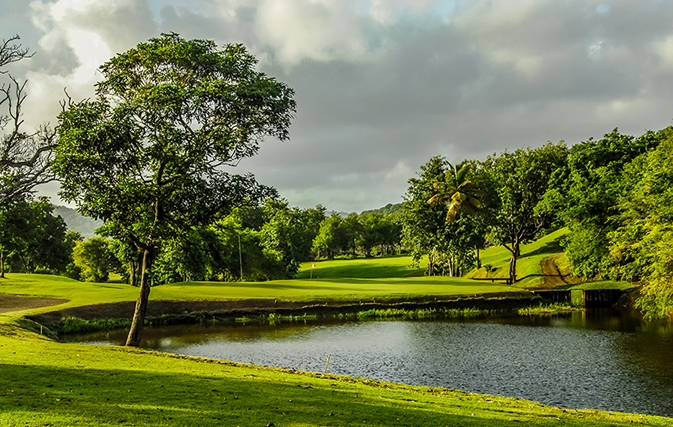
xmin=31 ymin=292 xmax=545 ymax=335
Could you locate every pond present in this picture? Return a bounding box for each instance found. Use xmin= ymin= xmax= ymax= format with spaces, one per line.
xmin=66 ymin=309 xmax=673 ymax=417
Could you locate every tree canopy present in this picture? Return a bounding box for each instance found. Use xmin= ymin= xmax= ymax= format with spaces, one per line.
xmin=485 ymin=142 xmax=568 ymax=283
xmin=53 ymin=33 xmax=296 ymax=346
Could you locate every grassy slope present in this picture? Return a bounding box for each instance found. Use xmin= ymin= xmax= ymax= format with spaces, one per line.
xmin=466 ymin=228 xmax=631 ymax=289
xmin=0 ymin=320 xmax=668 ymax=427
xmin=295 ymin=254 xmax=426 ymax=279
xmin=465 ymin=228 xmax=568 ymax=287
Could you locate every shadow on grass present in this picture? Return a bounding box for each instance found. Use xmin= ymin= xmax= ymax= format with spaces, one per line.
xmin=518 ymin=240 xmax=563 ymax=260
xmin=0 ymin=361 xmax=548 ymax=427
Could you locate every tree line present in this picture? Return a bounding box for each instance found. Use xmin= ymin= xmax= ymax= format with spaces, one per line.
xmin=0 ymin=197 xmax=405 ymax=282
xmin=399 ymin=127 xmax=673 ymax=319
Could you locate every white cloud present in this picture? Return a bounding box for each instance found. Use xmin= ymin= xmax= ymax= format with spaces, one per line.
xmin=256 ymin=0 xmax=369 ymax=65
xmin=651 ymin=34 xmax=673 ymax=66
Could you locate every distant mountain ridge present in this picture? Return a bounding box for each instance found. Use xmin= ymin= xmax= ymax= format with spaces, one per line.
xmin=360 ymin=203 xmax=403 ymax=216
xmin=52 ymin=206 xmax=103 ymax=238
xmin=51 ymin=202 xmax=403 ymax=237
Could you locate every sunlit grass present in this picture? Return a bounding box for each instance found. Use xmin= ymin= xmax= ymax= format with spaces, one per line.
xmin=467 ymin=228 xmax=568 ymax=287
xmin=0 ymin=272 xmax=523 ymax=317
xmin=0 ymin=322 xmax=668 ymax=426
xmin=296 ymin=254 xmax=425 ymax=279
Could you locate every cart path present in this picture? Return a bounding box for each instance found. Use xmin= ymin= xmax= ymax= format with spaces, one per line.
xmin=540 ymin=254 xmax=567 ymax=288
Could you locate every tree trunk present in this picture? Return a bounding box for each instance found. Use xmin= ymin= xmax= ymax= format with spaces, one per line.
xmin=476 ymin=248 xmax=481 ymax=269
xmin=129 ymin=259 xmax=137 ymax=287
xmin=508 ymin=242 xmax=520 ymax=284
xmin=125 ymin=248 xmax=152 ymax=347
xmin=0 ymin=249 xmax=4 ymax=278
xmin=428 ymin=252 xmax=434 ymax=276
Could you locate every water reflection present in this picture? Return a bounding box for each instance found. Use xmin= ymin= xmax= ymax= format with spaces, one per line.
xmin=66 ymin=309 xmax=673 ymax=417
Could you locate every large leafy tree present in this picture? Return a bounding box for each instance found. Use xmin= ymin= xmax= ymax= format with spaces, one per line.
xmin=401 ymin=156 xmax=448 ymax=275
xmin=486 ymin=143 xmax=568 ymax=283
xmin=607 ymin=131 xmax=673 ymax=319
xmin=53 ymin=34 xmax=295 ymax=346
xmin=72 ymin=237 xmax=113 ymax=283
xmin=311 ymin=214 xmax=346 ymax=260
xmin=1 ymin=35 xmax=56 ymax=205
xmin=260 ymin=199 xmax=325 ymax=275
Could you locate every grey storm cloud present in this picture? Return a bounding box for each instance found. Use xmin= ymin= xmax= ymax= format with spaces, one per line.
xmin=4 ymin=0 xmax=673 ymax=213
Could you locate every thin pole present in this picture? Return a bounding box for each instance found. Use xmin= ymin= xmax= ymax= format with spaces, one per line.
xmin=324 ymin=354 xmax=331 ymax=373
xmin=238 ymin=234 xmax=243 ymax=281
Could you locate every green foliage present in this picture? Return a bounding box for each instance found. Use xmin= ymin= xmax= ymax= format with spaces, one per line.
xmin=545 ymin=128 xmax=666 ymax=279
xmin=360 ymin=202 xmax=403 ymax=216
xmin=54 ymin=33 xmax=293 ymax=249
xmin=401 ymin=156 xmax=488 ymax=276
xmin=310 ymin=210 xmax=400 ymax=260
xmin=358 ymin=213 xmax=401 ymax=257
xmin=486 ymin=142 xmax=568 ymax=282
xmin=517 ymin=303 xmax=577 ymax=315
xmin=607 ymin=131 xmax=673 ymax=319
xmin=72 ymin=237 xmax=112 ymax=282
xmin=260 ymin=199 xmax=325 ymax=275
xmin=311 ymin=214 xmax=347 ymax=260
xmin=351 ymin=306 xmax=491 ymax=320
xmin=52 ymin=33 xmax=295 ymax=344
xmin=0 ymin=197 xmax=69 ymax=275
xmin=427 ymin=161 xmax=483 ymax=222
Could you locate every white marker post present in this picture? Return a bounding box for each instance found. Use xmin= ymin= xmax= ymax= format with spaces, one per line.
xmin=311 ymin=263 xmax=315 ymax=280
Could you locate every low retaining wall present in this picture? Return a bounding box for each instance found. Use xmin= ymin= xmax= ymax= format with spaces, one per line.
xmin=531 ymin=289 xmax=628 ymax=308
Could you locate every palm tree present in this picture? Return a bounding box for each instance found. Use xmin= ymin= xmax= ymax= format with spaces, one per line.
xmin=427 ymin=162 xmax=482 ymax=223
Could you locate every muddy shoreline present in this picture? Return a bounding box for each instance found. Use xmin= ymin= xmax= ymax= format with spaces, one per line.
xmin=28 ymin=292 xmax=540 ymax=332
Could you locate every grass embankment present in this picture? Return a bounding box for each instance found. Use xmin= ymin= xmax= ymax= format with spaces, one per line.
xmin=1 ymin=320 xmax=669 ymax=426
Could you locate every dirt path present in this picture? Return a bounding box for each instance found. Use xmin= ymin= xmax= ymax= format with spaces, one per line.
xmin=539 ymin=254 xmax=567 ymax=288
xmin=0 ymin=294 xmax=69 ymax=314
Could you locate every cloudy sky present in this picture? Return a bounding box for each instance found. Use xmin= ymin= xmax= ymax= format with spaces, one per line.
xmin=3 ymin=0 xmax=673 ymax=213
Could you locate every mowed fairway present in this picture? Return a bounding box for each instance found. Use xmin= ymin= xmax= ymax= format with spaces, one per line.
xmin=0 ymin=256 xmax=522 ymax=316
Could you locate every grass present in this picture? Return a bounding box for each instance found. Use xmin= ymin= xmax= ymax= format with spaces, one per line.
xmin=465 ymin=228 xmax=569 ymax=287
xmin=554 ymin=281 xmax=638 ymax=291
xmin=0 ymin=273 xmax=525 ymax=316
xmin=296 ymin=254 xmax=426 ymax=279
xmin=344 ymin=306 xmax=492 ymax=320
xmin=0 ymin=239 xmax=662 ymax=425
xmin=517 ymin=302 xmax=578 ymax=316
xmin=0 ymin=320 xmax=669 ymax=426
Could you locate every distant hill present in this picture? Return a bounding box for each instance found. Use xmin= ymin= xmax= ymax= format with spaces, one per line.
xmin=360 ymin=203 xmax=403 ymax=216
xmin=52 ymin=206 xmax=103 ymax=238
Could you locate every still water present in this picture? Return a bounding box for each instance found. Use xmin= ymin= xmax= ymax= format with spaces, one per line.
xmin=67 ymin=309 xmax=673 ymax=417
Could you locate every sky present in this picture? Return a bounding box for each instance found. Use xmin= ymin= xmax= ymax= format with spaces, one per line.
xmin=2 ymin=0 xmax=673 ymax=213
